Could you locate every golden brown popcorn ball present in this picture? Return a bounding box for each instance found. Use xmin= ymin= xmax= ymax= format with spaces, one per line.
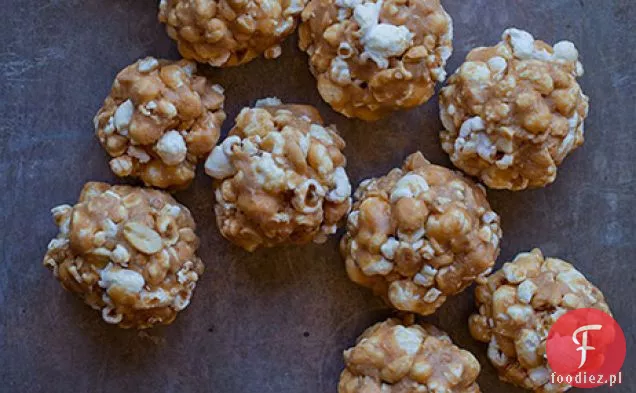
xmin=299 ymin=0 xmax=453 ymax=120
xmin=469 ymin=249 xmax=611 ymax=392
xmin=339 ymin=318 xmax=481 ymax=393
xmin=204 ymin=98 xmax=352 ymax=251
xmin=94 ymin=57 xmax=226 ymax=190
xmin=43 ymin=182 xmax=204 ymax=329
xmin=158 ymin=0 xmax=307 ymax=67
xmin=341 ymin=152 xmax=501 ymax=316
xmin=439 ymin=28 xmax=589 ymax=190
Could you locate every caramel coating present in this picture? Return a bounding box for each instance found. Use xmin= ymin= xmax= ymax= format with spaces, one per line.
xmin=204 ymin=98 xmax=352 ymax=251
xmin=299 ymin=0 xmax=452 ymax=120
xmin=469 ymin=249 xmax=611 ymax=392
xmin=158 ymin=0 xmax=306 ymax=67
xmin=339 ymin=318 xmax=481 ymax=393
xmin=94 ymin=57 xmax=226 ymax=190
xmin=440 ymin=28 xmax=589 ymax=190
xmin=43 ymin=182 xmax=204 ymax=329
xmin=341 ymin=152 xmax=501 ymax=315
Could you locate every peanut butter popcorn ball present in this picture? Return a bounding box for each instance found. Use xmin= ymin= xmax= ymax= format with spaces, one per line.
xmin=204 ymin=98 xmax=352 ymax=251
xmin=440 ymin=28 xmax=589 ymax=190
xmin=94 ymin=57 xmax=226 ymax=190
xmin=339 ymin=318 xmax=481 ymax=393
xmin=158 ymin=0 xmax=306 ymax=67
xmin=43 ymin=182 xmax=205 ymax=329
xmin=299 ymin=0 xmax=452 ymax=121
xmin=341 ymin=152 xmax=501 ymax=316
xmin=469 ymin=249 xmax=611 ymax=392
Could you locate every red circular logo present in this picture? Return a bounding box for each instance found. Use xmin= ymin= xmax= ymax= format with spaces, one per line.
xmin=546 ymin=308 xmax=626 ymax=388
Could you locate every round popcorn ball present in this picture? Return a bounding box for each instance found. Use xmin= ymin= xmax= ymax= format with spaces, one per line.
xmin=469 ymin=249 xmax=611 ymax=392
xmin=204 ymin=98 xmax=352 ymax=251
xmin=439 ymin=28 xmax=589 ymax=190
xmin=43 ymin=182 xmax=204 ymax=329
xmin=158 ymin=0 xmax=306 ymax=67
xmin=341 ymin=152 xmax=501 ymax=316
xmin=94 ymin=57 xmax=226 ymax=190
xmin=299 ymin=0 xmax=453 ymax=121
xmin=339 ymin=318 xmax=481 ymax=393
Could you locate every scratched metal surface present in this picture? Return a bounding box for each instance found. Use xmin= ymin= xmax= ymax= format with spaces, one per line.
xmin=0 ymin=0 xmax=634 ymax=392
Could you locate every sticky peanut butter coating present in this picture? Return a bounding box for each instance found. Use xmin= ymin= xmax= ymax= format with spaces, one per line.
xmin=440 ymin=28 xmax=589 ymax=190
xmin=299 ymin=0 xmax=452 ymax=120
xmin=43 ymin=182 xmax=204 ymax=329
xmin=339 ymin=318 xmax=481 ymax=393
xmin=94 ymin=57 xmax=226 ymax=190
xmin=341 ymin=152 xmax=501 ymax=315
xmin=469 ymin=248 xmax=611 ymax=392
xmin=205 ymin=98 xmax=352 ymax=251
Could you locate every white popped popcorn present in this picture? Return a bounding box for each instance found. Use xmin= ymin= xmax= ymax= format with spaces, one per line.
xmin=330 ymin=56 xmax=353 ymax=85
xmin=137 ymin=57 xmax=159 ymax=73
xmin=204 ymin=136 xmax=241 ymax=179
xmin=504 ymin=28 xmax=538 ymax=60
xmin=351 ymin=0 xmax=414 ymax=69
xmin=361 ymin=23 xmax=414 ymax=69
xmin=327 ymin=167 xmax=352 ymax=203
xmin=113 ymin=99 xmax=134 ymax=133
xmin=390 ymin=173 xmax=429 ymax=203
xmin=155 ymin=130 xmax=187 ymax=165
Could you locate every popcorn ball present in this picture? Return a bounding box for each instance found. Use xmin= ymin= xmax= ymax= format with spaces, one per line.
xmin=94 ymin=57 xmax=226 ymax=190
xmin=43 ymin=182 xmax=204 ymax=329
xmin=341 ymin=152 xmax=501 ymax=316
xmin=439 ymin=28 xmax=589 ymax=190
xmin=299 ymin=0 xmax=453 ymax=120
xmin=204 ymin=98 xmax=352 ymax=251
xmin=469 ymin=249 xmax=611 ymax=392
xmin=339 ymin=318 xmax=481 ymax=393
xmin=158 ymin=0 xmax=306 ymax=67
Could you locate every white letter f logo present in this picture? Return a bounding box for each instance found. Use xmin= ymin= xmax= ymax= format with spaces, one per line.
xmin=572 ymin=324 xmax=602 ymax=369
